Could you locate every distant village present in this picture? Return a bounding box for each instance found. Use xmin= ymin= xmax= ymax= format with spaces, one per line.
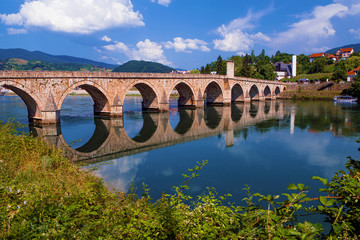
xmin=172 ymin=47 xmax=360 ymax=83
xmin=274 ymin=48 xmax=359 ymax=82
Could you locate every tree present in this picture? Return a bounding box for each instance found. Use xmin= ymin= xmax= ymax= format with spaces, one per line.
xmin=250 ymin=50 xmax=256 ymax=64
xmin=200 ymin=66 xmax=205 ymax=74
xmin=254 ymin=60 xmax=276 ymax=80
xmin=332 ymin=61 xmax=347 ymax=82
xmin=190 ymin=69 xmax=200 ymax=74
xmin=346 ymin=56 xmax=360 ymax=70
xmin=309 ymin=57 xmax=327 ymax=73
xmin=239 ymin=54 xmax=253 ymax=78
xmin=229 ymin=55 xmax=243 ymax=76
xmin=216 ymin=55 xmax=225 ymax=75
xmin=205 ymin=64 xmax=211 ymax=74
xmin=257 ymin=49 xmax=266 ymax=62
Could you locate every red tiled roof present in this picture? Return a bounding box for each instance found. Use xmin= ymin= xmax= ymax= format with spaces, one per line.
xmin=347 ymin=66 xmax=360 ymax=76
xmin=327 ymin=54 xmax=336 ymax=58
xmin=340 ymin=48 xmax=354 ymax=53
xmin=310 ymin=53 xmax=324 ymax=58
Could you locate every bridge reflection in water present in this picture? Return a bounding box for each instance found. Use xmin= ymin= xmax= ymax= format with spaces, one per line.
xmin=31 ymin=101 xmax=288 ymax=163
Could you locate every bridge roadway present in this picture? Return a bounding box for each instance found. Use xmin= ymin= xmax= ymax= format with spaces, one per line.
xmin=32 ymin=101 xmax=288 ymax=163
xmin=0 ymin=61 xmax=287 ymax=124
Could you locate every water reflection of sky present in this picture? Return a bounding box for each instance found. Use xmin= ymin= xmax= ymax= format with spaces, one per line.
xmin=1 ymin=95 xmax=360 ymax=203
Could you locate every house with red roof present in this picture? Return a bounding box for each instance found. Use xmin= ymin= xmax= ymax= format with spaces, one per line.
xmin=309 ymin=53 xmax=325 ymax=62
xmin=325 ymin=53 xmax=337 ymax=62
xmin=336 ymin=48 xmax=354 ymax=60
xmin=347 ymin=66 xmax=360 ymax=82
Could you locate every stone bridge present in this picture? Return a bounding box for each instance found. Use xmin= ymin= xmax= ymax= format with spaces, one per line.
xmin=0 ymin=61 xmax=287 ymax=124
xmin=33 ymin=101 xmax=288 ymax=163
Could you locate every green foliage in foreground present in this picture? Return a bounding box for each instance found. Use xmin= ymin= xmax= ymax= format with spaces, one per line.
xmin=1 ymin=122 xmax=360 ymax=239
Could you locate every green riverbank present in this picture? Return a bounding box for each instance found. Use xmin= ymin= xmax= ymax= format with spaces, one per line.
xmin=279 ymin=90 xmax=342 ymax=101
xmin=1 ymin=121 xmax=359 ymax=239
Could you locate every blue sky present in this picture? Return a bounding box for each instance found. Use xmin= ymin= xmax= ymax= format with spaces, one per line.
xmin=1 ymin=0 xmax=360 ymax=69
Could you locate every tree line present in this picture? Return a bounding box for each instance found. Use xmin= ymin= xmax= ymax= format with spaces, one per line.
xmin=195 ymin=50 xmax=360 ymax=82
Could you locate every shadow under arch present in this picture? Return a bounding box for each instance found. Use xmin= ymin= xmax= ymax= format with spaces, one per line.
xmin=275 ymin=86 xmax=281 ymax=96
xmin=131 ymin=112 xmax=158 ymax=143
xmin=231 ymin=84 xmax=244 ymax=102
xmin=59 ymin=83 xmax=111 ymax=117
xmin=132 ymin=82 xmax=159 ymax=110
xmin=264 ymin=101 xmax=271 ymax=115
xmin=205 ymin=81 xmax=223 ymax=105
xmin=1 ymin=83 xmax=42 ymax=122
xmin=250 ymin=102 xmax=259 ymax=118
xmin=204 ymin=105 xmax=222 ymax=129
xmin=231 ymin=103 xmax=244 ymax=122
xmin=264 ymin=86 xmax=271 ymax=99
xmin=173 ymin=82 xmax=196 ymax=108
xmin=249 ymin=84 xmax=260 ymax=101
xmin=172 ymin=109 xmax=195 ymax=135
xmin=75 ymin=117 xmax=110 ymax=153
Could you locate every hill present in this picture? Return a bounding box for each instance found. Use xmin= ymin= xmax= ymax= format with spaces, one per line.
xmin=325 ymin=43 xmax=360 ymax=54
xmin=0 ymin=48 xmax=117 ymax=69
xmin=0 ymin=58 xmax=110 ymax=72
xmin=113 ymin=60 xmax=174 ymax=73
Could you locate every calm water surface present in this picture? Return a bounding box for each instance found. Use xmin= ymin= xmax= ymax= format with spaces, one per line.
xmin=1 ymin=94 xmax=360 ymax=205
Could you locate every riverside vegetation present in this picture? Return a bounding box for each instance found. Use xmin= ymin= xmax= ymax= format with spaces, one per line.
xmin=1 ymin=121 xmax=360 ymax=239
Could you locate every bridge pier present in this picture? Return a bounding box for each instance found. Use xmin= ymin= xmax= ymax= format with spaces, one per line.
xmin=109 ymin=105 xmax=123 ymax=117
xmin=36 ymin=110 xmax=60 ymax=124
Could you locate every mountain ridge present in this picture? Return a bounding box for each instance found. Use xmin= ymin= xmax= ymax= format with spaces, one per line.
xmin=325 ymin=43 xmax=360 ymax=54
xmin=112 ymin=60 xmax=174 ymax=73
xmin=0 ymin=48 xmax=117 ymax=69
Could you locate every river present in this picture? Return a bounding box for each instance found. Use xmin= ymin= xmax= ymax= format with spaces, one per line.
xmin=1 ymin=94 xmax=360 ymax=205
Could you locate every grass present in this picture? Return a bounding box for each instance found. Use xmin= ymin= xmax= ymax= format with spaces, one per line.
xmin=280 ymin=90 xmax=342 ymax=100
xmin=287 ymin=73 xmax=333 ymax=82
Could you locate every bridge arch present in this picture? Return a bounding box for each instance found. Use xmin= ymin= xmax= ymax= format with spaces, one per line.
xmin=170 ymin=109 xmax=195 ymax=135
xmin=122 ymin=81 xmax=161 ymax=111
xmin=274 ymin=86 xmax=281 ymax=96
xmin=231 ymin=83 xmax=244 ymax=102
xmin=249 ymin=84 xmax=260 ymax=101
xmin=170 ymin=81 xmax=196 ymax=107
xmin=249 ymin=102 xmax=259 ymax=118
xmin=204 ymin=81 xmax=224 ymax=105
xmin=0 ymin=80 xmax=43 ymax=121
xmin=59 ymin=81 xmax=111 ymax=116
xmin=264 ymin=86 xmax=271 ymax=99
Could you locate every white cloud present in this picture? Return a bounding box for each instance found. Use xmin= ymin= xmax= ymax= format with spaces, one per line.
xmin=151 ymin=0 xmax=171 ymax=7
xmin=132 ymin=39 xmax=171 ymax=65
xmin=0 ymin=0 xmax=144 ymax=34
xmin=349 ymin=3 xmax=360 ymax=15
xmin=271 ymin=3 xmax=348 ymax=51
xmin=213 ymin=10 xmax=271 ymax=53
xmin=103 ymin=41 xmax=129 ymax=52
xmin=164 ymin=37 xmax=210 ymax=53
xmin=7 ymin=28 xmax=27 ymax=35
xmin=102 ymin=39 xmax=172 ymax=66
xmin=214 ymin=29 xmax=270 ymax=52
xmin=350 ymin=28 xmax=360 ymax=39
xmin=308 ymin=46 xmax=330 ymax=53
xmin=101 ymin=35 xmax=112 ymax=42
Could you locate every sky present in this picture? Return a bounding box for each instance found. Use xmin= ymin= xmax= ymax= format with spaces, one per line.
xmin=0 ymin=0 xmax=360 ymax=70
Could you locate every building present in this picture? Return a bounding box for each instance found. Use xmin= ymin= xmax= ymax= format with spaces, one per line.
xmin=325 ymin=54 xmax=337 ymax=62
xmin=336 ymin=48 xmax=354 ymax=60
xmin=347 ymin=66 xmax=360 ymax=82
xmin=274 ymin=62 xmax=293 ymax=80
xmin=310 ymin=53 xmax=325 ymax=62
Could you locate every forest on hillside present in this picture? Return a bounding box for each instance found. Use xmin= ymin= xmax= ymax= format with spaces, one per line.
xmin=198 ymin=50 xmax=360 ymax=82
xmin=0 ymin=58 xmax=110 ymax=72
